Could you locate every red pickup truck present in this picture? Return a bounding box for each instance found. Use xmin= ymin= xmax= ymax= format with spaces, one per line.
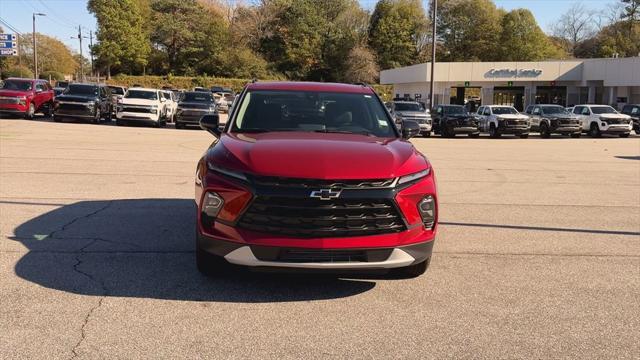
xmin=0 ymin=78 xmax=54 ymax=119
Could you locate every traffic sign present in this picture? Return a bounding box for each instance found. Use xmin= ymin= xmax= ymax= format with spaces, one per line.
xmin=0 ymin=49 xmax=18 ymax=56
xmin=0 ymin=41 xmax=17 ymax=49
xmin=0 ymin=33 xmax=17 ymax=41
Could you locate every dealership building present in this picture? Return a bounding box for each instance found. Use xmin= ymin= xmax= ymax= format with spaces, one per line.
xmin=379 ymin=57 xmax=640 ymax=111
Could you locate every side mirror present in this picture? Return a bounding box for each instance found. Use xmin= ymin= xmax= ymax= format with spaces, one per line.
xmin=401 ymin=120 xmax=421 ymax=139
xmin=200 ymin=114 xmax=221 ymax=137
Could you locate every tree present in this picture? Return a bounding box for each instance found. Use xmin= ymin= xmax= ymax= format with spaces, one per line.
xmin=551 ymin=3 xmax=596 ymax=56
xmin=368 ymin=0 xmax=428 ymax=70
xmin=88 ymin=0 xmax=151 ymax=77
xmin=343 ymin=45 xmax=379 ymax=83
xmin=14 ymin=33 xmax=79 ymax=75
xmin=435 ymin=0 xmax=503 ymax=61
xmin=499 ymin=9 xmax=566 ymax=61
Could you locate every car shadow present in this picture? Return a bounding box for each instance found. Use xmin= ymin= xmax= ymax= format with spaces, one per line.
xmin=11 ymin=199 xmax=376 ymax=302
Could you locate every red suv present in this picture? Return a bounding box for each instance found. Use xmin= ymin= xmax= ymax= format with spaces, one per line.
xmin=195 ymin=82 xmax=437 ymax=277
xmin=0 ymin=78 xmax=54 ymax=119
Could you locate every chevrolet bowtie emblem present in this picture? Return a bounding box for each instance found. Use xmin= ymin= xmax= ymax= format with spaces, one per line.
xmin=310 ymin=188 xmax=342 ymax=200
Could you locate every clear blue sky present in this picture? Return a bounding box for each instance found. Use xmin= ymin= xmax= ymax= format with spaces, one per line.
xmin=0 ymin=0 xmax=614 ymax=59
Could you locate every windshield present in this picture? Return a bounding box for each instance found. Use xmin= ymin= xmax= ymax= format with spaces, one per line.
xmin=541 ymin=106 xmax=568 ymax=115
xmin=64 ymin=84 xmax=98 ymax=96
xmin=232 ymin=90 xmax=396 ymax=137
xmin=182 ymin=92 xmax=214 ymax=103
xmin=492 ymin=107 xmax=519 ymax=115
xmin=444 ymin=106 xmax=466 ymax=114
xmin=395 ymin=102 xmax=424 ymax=112
xmin=163 ymin=92 xmax=171 ymax=100
xmin=1 ymin=80 xmax=32 ymax=91
xmin=57 ymin=81 xmax=69 ymax=88
xmin=125 ymin=90 xmax=157 ymax=100
xmin=591 ymin=106 xmax=617 ymax=114
xmin=109 ymin=86 xmax=125 ymax=95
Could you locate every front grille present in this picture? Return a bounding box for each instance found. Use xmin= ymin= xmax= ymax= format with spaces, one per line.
xmin=559 ymin=119 xmax=580 ymax=125
xmin=603 ymin=119 xmax=626 ymax=125
xmin=278 ymin=249 xmax=367 ymax=262
xmin=0 ymin=98 xmax=19 ymax=105
xmin=122 ymin=106 xmax=151 ymax=113
xmin=238 ymin=196 xmax=406 ymax=238
xmin=403 ymin=116 xmax=430 ymax=124
xmin=506 ymin=120 xmax=527 ymax=126
xmin=58 ymin=103 xmax=90 ymax=111
xmin=250 ymin=175 xmax=395 ymax=189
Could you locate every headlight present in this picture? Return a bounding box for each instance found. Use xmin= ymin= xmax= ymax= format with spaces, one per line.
xmin=202 ymin=192 xmax=224 ymax=218
xmin=417 ymin=195 xmax=436 ymax=229
xmin=398 ymin=168 xmax=430 ymax=185
xmin=150 ymin=106 xmax=158 ymax=114
xmin=496 ymin=116 xmax=505 ymax=121
xmin=206 ymin=162 xmax=247 ymax=181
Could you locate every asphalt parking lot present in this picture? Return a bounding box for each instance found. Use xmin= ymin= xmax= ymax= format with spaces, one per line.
xmin=1 ymin=115 xmax=639 ymax=359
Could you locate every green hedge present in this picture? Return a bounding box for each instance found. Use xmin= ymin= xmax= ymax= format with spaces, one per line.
xmin=105 ymin=75 xmax=393 ymax=100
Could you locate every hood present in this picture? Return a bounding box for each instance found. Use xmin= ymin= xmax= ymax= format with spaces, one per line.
xmin=0 ymin=89 xmax=32 ymax=97
xmin=55 ymin=94 xmax=97 ymax=102
xmin=179 ymin=102 xmax=214 ymax=109
xmin=120 ymin=98 xmax=157 ymax=106
xmin=443 ymin=113 xmax=472 ymax=119
xmin=496 ymin=114 xmax=528 ymax=120
xmin=208 ymin=132 xmax=428 ymax=179
xmin=598 ymin=113 xmax=630 ymax=120
xmin=546 ymin=114 xmax=578 ymax=120
xmin=396 ymin=111 xmax=429 ymax=118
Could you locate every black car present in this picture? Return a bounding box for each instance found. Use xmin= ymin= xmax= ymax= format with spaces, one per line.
xmin=53 ymin=83 xmax=112 ymax=123
xmin=525 ymin=104 xmax=582 ymax=138
xmin=175 ymin=91 xmax=217 ymax=129
xmin=432 ymin=104 xmax=480 ymax=137
xmin=621 ymin=104 xmax=639 ymax=134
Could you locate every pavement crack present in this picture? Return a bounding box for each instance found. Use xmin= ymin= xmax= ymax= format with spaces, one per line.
xmin=50 ymin=201 xmax=114 ymax=240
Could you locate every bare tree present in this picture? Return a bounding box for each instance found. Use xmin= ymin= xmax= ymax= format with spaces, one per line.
xmin=551 ymin=2 xmax=596 ymax=56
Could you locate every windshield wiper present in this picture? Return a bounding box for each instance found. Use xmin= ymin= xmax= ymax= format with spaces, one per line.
xmin=313 ymin=129 xmax=376 ymax=136
xmin=234 ymin=128 xmax=298 ymax=133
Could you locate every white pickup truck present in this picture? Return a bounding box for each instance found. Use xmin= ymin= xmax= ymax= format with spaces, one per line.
xmin=116 ymin=88 xmax=167 ymax=127
xmin=571 ymin=104 xmax=632 ymax=138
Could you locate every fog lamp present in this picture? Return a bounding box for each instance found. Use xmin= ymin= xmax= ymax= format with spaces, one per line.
xmin=202 ymin=192 xmax=224 ymax=218
xmin=417 ymin=195 xmax=436 ymax=229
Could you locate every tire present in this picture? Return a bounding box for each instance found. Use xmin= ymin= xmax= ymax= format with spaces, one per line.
xmin=619 ymin=133 xmax=630 ymax=138
xmin=422 ymin=131 xmax=430 ymax=137
xmin=389 ymin=258 xmax=430 ymax=279
xmin=196 ymin=245 xmax=232 ymax=277
xmin=43 ymin=102 xmax=53 ymax=118
xmin=589 ymin=123 xmax=601 ymax=138
xmin=116 ymin=119 xmax=125 ymax=126
xmin=103 ymin=107 xmax=112 ymax=122
xmin=93 ymin=108 xmax=101 ymax=124
xmin=175 ymin=121 xmax=183 ymax=129
xmin=539 ymin=122 xmax=551 ymax=138
xmin=468 ymin=133 xmax=480 ymax=138
xmin=570 ymin=133 xmax=581 ymax=138
xmin=24 ymin=103 xmax=35 ymax=119
xmin=519 ymin=134 xmax=529 ymax=139
xmin=53 ymin=115 xmax=62 ymax=123
xmin=489 ymin=124 xmax=500 ymax=138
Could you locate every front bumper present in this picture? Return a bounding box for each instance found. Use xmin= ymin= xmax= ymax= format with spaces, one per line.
xmin=116 ymin=112 xmax=159 ymax=122
xmin=197 ymin=230 xmax=434 ymax=270
xmin=497 ymin=123 xmax=530 ymax=135
xmin=419 ymin=123 xmax=432 ymax=132
xmin=0 ymin=103 xmax=28 ymax=113
xmin=601 ymin=124 xmax=632 ymax=134
xmin=448 ymin=125 xmax=480 ymax=134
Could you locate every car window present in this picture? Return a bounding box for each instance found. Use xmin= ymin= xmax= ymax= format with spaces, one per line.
xmin=394 ymin=102 xmax=424 ymax=112
xmin=631 ymin=107 xmax=639 ymax=115
xmin=125 ymin=90 xmax=158 ymax=100
xmin=35 ymin=83 xmax=45 ymax=91
xmin=492 ymin=107 xmax=518 ymax=115
xmin=581 ymin=107 xmax=590 ymax=115
xmin=540 ymin=105 xmax=567 ymax=115
xmin=232 ymin=90 xmax=396 ymax=138
xmin=525 ymin=106 xmax=532 ymax=114
xmin=476 ymin=106 xmax=484 ymax=115
xmin=532 ymin=107 xmax=540 ymax=115
xmin=182 ymin=92 xmax=214 ymax=103
xmin=108 ymin=86 xmax=125 ymax=95
xmin=1 ymin=80 xmax=33 ymax=91
xmin=65 ymin=84 xmax=99 ymax=96
xmin=573 ymin=106 xmax=582 ymax=114
xmin=590 ymin=106 xmax=617 ymax=114
xmin=483 ymin=107 xmax=491 ymax=116
xmin=444 ymin=106 xmax=466 ymax=114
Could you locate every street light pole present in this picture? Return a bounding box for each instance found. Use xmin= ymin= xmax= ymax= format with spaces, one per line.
xmin=429 ymin=0 xmax=437 ymax=110
xmin=89 ymin=30 xmax=94 ymax=78
xmin=32 ymin=12 xmax=46 ymax=79
xmin=78 ymin=25 xmax=84 ymax=82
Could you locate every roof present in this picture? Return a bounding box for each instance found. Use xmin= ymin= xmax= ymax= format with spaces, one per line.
xmin=246 ymin=81 xmax=374 ymax=94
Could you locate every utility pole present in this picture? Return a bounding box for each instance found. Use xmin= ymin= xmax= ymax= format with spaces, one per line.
xmin=429 ymin=0 xmax=437 ymax=110
xmin=32 ymin=12 xmax=46 ymax=79
xmin=89 ymin=30 xmax=94 ymax=78
xmin=74 ymin=25 xmax=85 ymax=82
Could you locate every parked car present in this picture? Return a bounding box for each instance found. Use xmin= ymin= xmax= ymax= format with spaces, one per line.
xmin=115 ymin=88 xmax=167 ymax=127
xmin=0 ymin=77 xmax=54 ymax=119
xmin=210 ymin=85 xmax=224 ymax=93
xmin=53 ymin=83 xmax=112 ymax=123
xmin=475 ymin=105 xmax=530 ymax=138
xmin=524 ymin=104 xmax=582 ymax=138
xmin=108 ymin=85 xmax=127 ymax=115
xmin=391 ymin=101 xmax=432 ymax=136
xmin=565 ymin=106 xmax=574 ymax=113
xmin=431 ymin=104 xmax=480 ymax=138
xmin=195 ymin=81 xmax=435 ymax=278
xmin=175 ymin=91 xmax=217 ymax=129
xmin=620 ymin=104 xmax=639 ymax=134
xmin=572 ymin=104 xmax=632 ymax=137
xmin=53 ymin=80 xmax=70 ymax=97
xmin=194 ymin=87 xmax=209 ymax=92
xmin=161 ymin=90 xmax=178 ymax=122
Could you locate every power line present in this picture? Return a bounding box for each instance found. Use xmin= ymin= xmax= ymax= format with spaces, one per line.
xmin=0 ymin=17 xmax=23 ymax=35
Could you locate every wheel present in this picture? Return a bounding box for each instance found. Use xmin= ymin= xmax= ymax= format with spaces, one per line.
xmin=468 ymin=133 xmax=480 ymax=138
xmin=53 ymin=115 xmax=62 ymax=123
xmin=103 ymin=107 xmax=112 ymax=121
xmin=115 ymin=119 xmax=125 ymax=126
xmin=175 ymin=121 xmax=183 ymax=129
xmin=619 ymin=133 xmax=630 ymax=138
xmin=422 ymin=131 xmax=430 ymax=137
xmin=589 ymin=123 xmax=601 ymax=137
xmin=93 ymin=108 xmax=101 ymax=124
xmin=570 ymin=133 xmax=581 ymax=138
xmin=24 ymin=103 xmax=35 ymax=119
xmin=43 ymin=102 xmax=53 ymax=118
xmin=196 ymin=245 xmax=233 ymax=277
xmin=539 ymin=122 xmax=551 ymax=138
xmin=489 ymin=124 xmax=500 ymax=138
xmin=519 ymin=134 xmax=529 ymax=139
xmin=389 ymin=258 xmax=430 ymax=279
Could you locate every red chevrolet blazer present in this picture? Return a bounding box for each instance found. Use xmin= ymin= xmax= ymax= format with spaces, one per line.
xmin=0 ymin=78 xmax=54 ymax=119
xmin=195 ymin=81 xmax=437 ymax=277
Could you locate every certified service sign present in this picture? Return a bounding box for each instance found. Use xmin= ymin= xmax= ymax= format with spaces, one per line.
xmin=486 ymin=68 xmax=542 ymax=78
